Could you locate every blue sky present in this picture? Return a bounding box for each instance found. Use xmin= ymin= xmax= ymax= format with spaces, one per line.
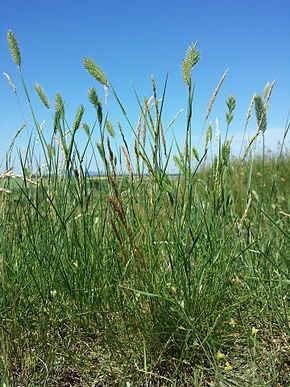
xmin=1 ymin=0 xmax=289 ymax=171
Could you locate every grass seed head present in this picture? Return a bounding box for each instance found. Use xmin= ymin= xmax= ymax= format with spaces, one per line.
xmin=88 ymin=86 xmax=100 ymax=108
xmin=121 ymin=145 xmax=133 ymax=180
xmin=263 ymin=82 xmax=270 ymax=98
xmin=191 ymin=147 xmax=200 ymax=161
xmin=3 ymin=72 xmax=17 ymax=94
xmin=7 ymin=30 xmax=21 ymax=68
xmin=226 ymin=95 xmax=236 ymax=125
xmin=205 ymin=122 xmax=213 ymax=150
xmin=97 ymin=141 xmax=106 ymax=162
xmin=83 ymin=57 xmax=108 ymax=86
xmin=35 ymin=83 xmax=50 ymax=109
xmin=107 ymin=137 xmax=116 ymax=177
xmin=82 ymin=123 xmax=91 ymax=138
xmin=254 ymin=94 xmax=267 ymax=133
xmin=73 ymin=105 xmax=84 ymax=132
xmin=55 ymin=93 xmax=65 ymax=119
xmin=206 ymin=69 xmax=228 ymax=120
xmin=88 ymin=86 xmax=103 ymax=125
xmin=161 ymin=125 xmax=167 ymax=156
xmin=106 ymin=119 xmax=115 ymax=138
xmin=182 ymin=42 xmax=200 ymax=87
xmin=245 ymin=93 xmax=257 ymax=130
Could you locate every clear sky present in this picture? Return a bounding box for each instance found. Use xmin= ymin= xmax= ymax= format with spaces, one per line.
xmin=1 ymin=0 xmax=289 ymax=171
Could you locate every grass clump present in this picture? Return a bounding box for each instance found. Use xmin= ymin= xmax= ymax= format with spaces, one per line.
xmin=0 ymin=30 xmax=289 ymax=386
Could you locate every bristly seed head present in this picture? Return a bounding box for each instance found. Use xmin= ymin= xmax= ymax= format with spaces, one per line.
xmin=226 ymin=95 xmax=236 ymax=113
xmin=97 ymin=141 xmax=106 ymax=162
xmin=206 ymin=69 xmax=228 ymax=120
xmin=106 ymin=119 xmax=115 ymax=138
xmin=82 ymin=123 xmax=91 ymax=138
xmin=88 ymin=86 xmax=103 ymax=125
xmin=205 ymin=122 xmax=213 ymax=150
xmin=55 ymin=93 xmax=65 ymax=119
xmin=226 ymin=95 xmax=236 ymax=125
xmin=72 ymin=105 xmax=84 ymax=133
xmin=181 ymin=42 xmax=200 ymax=87
xmin=3 ymin=72 xmax=17 ymax=94
xmin=7 ymin=30 xmax=21 ymax=68
xmin=88 ymin=86 xmax=100 ymax=108
xmin=83 ymin=57 xmax=108 ymax=86
xmin=121 ymin=145 xmax=133 ymax=180
xmin=254 ymin=94 xmax=267 ymax=133
xmin=35 ymin=83 xmax=50 ymax=109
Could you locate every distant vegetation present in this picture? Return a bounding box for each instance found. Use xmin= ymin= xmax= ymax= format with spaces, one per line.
xmin=0 ymin=30 xmax=289 ymax=386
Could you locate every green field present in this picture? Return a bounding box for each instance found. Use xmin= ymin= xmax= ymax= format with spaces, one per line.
xmin=0 ymin=31 xmax=289 ymax=386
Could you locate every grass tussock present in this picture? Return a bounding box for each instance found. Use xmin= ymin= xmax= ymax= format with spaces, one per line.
xmin=0 ymin=30 xmax=289 ymax=386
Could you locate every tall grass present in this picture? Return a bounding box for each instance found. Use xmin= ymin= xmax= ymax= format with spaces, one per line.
xmin=0 ymin=32 xmax=289 ymax=386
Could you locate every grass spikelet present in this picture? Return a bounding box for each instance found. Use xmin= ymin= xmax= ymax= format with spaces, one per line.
xmin=72 ymin=105 xmax=84 ymax=133
xmin=137 ymin=110 xmax=142 ymax=141
xmin=254 ymin=95 xmax=267 ymax=133
xmin=8 ymin=121 xmax=28 ymax=162
xmin=7 ymin=30 xmax=21 ymax=68
xmin=136 ymin=110 xmax=142 ymax=152
xmin=97 ymin=141 xmax=106 ymax=163
xmin=142 ymin=97 xmax=148 ymax=147
xmin=226 ymin=95 xmax=236 ymax=125
xmin=181 ymin=42 xmax=200 ymax=87
xmin=88 ymin=86 xmax=100 ymax=108
xmin=263 ymin=82 xmax=270 ymax=98
xmin=205 ymin=68 xmax=228 ymax=120
xmin=107 ymin=137 xmax=117 ymax=178
xmin=3 ymin=72 xmax=17 ymax=94
xmin=215 ymin=117 xmax=220 ymax=141
xmin=222 ymin=137 xmax=233 ymax=164
xmin=134 ymin=112 xmax=142 ymax=173
xmin=134 ymin=139 xmax=141 ymax=177
xmin=88 ymin=86 xmax=103 ymax=125
xmin=191 ymin=147 xmax=200 ymax=161
xmin=55 ymin=93 xmax=65 ymax=119
xmin=245 ymin=93 xmax=257 ymax=130
xmin=205 ymin=122 xmax=213 ymax=150
xmin=82 ymin=123 xmax=91 ymax=138
xmin=121 ymin=145 xmax=133 ymax=181
xmin=214 ymin=160 xmax=221 ymax=198
xmin=106 ymin=119 xmax=115 ymax=138
xmin=264 ymin=80 xmax=275 ymax=108
xmin=239 ymin=93 xmax=258 ymax=157
xmin=161 ymin=125 xmax=167 ymax=156
xmin=151 ymin=76 xmax=160 ymax=122
xmin=146 ymin=101 xmax=155 ymax=129
xmin=34 ymin=83 xmax=50 ymax=109
xmin=165 ymin=109 xmax=183 ymax=132
xmin=83 ymin=57 xmax=108 ymax=86
xmin=53 ymin=110 xmax=61 ymax=135
xmin=253 ymin=81 xmax=274 ymax=136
